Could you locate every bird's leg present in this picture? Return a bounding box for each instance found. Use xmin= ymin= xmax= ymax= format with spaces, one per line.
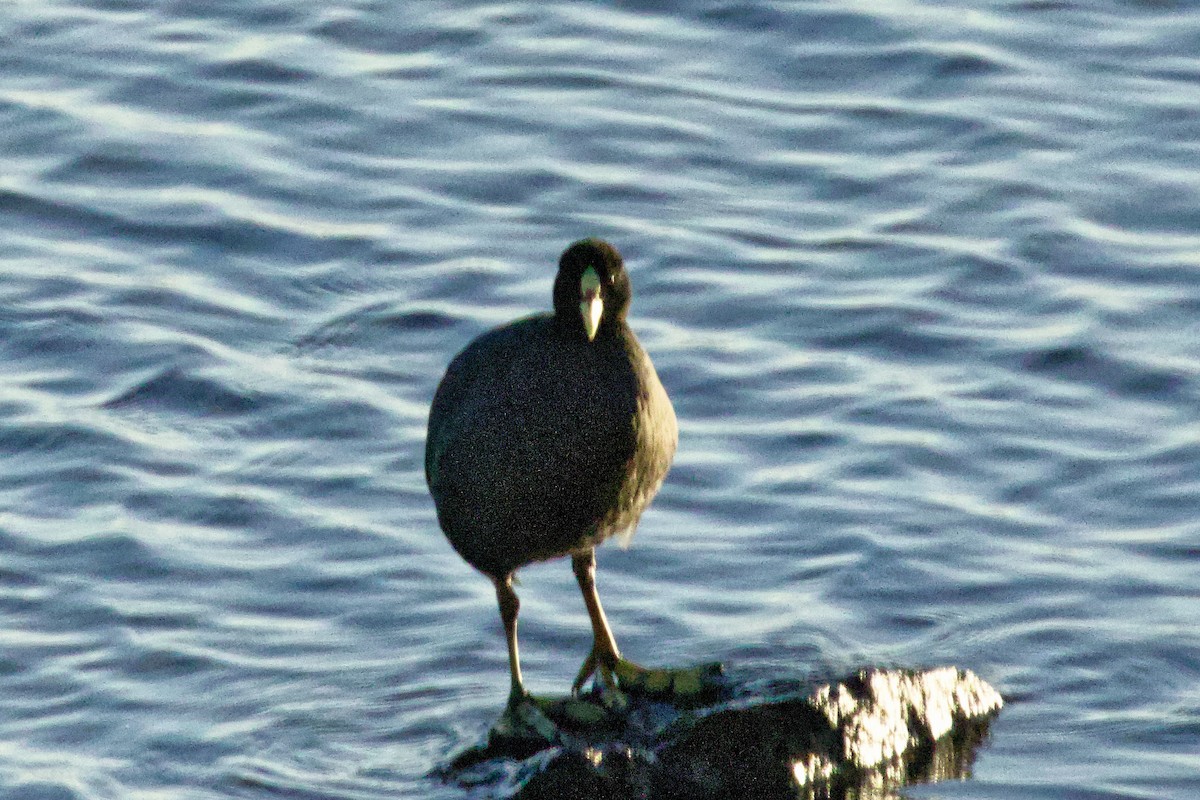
xmin=570 ymin=552 xmax=725 ymax=705
xmin=494 ymin=576 xmax=525 ymax=702
xmin=491 ymin=576 xmax=559 ymax=742
xmin=571 ymin=550 xmax=623 ymax=695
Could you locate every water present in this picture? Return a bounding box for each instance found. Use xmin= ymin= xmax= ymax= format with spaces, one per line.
xmin=1 ymin=1 xmax=1198 ymax=797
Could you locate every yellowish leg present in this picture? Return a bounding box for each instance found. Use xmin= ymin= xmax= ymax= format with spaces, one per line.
xmin=494 ymin=576 xmax=524 ymax=701
xmin=570 ymin=551 xmax=724 ymax=703
xmin=571 ymin=550 xmax=622 ymax=694
xmin=491 ymin=575 xmax=561 ymax=741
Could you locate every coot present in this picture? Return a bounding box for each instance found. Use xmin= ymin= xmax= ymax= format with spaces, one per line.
xmin=425 ymin=238 xmax=678 ymax=704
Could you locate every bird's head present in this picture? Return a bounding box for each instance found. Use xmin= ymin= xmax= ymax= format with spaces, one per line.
xmin=553 ymin=238 xmax=632 ymax=342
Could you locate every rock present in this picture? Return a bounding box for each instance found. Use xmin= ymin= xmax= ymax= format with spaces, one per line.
xmin=656 ymin=666 xmax=1003 ymax=799
xmin=441 ymin=665 xmax=1003 ymax=799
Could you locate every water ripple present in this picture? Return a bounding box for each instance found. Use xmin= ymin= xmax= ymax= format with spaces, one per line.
xmin=1 ymin=1 xmax=1199 ymax=799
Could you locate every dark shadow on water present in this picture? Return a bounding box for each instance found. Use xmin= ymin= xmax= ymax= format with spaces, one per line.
xmin=439 ymin=664 xmax=1003 ymax=799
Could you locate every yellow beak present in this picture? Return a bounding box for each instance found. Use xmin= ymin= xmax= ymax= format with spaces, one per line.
xmin=580 ymin=266 xmax=603 ymax=341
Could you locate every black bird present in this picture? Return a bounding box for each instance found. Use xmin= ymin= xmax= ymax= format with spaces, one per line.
xmin=425 ymin=238 xmax=679 ymax=708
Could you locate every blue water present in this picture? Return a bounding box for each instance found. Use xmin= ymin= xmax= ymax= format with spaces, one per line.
xmin=2 ymin=1 xmax=1198 ymax=797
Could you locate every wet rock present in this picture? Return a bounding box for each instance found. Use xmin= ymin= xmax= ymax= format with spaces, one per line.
xmin=656 ymin=666 xmax=1002 ymax=798
xmin=442 ymin=665 xmax=1003 ymax=799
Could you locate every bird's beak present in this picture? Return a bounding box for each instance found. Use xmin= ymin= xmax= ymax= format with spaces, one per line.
xmin=580 ymin=266 xmax=603 ymax=342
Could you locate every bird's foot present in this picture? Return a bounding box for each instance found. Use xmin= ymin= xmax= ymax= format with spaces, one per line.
xmin=571 ymin=647 xmax=629 ymax=712
xmin=492 ymin=688 xmax=624 ymax=748
xmin=490 ymin=689 xmax=564 ymax=747
xmin=532 ymin=693 xmax=624 ymax=732
xmin=574 ymin=648 xmax=725 ymax=706
xmin=612 ymin=657 xmax=726 ymax=704
xmin=449 ymin=691 xmax=572 ymax=768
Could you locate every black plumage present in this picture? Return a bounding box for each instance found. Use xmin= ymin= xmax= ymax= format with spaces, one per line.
xmin=425 ymin=238 xmax=677 ymax=701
